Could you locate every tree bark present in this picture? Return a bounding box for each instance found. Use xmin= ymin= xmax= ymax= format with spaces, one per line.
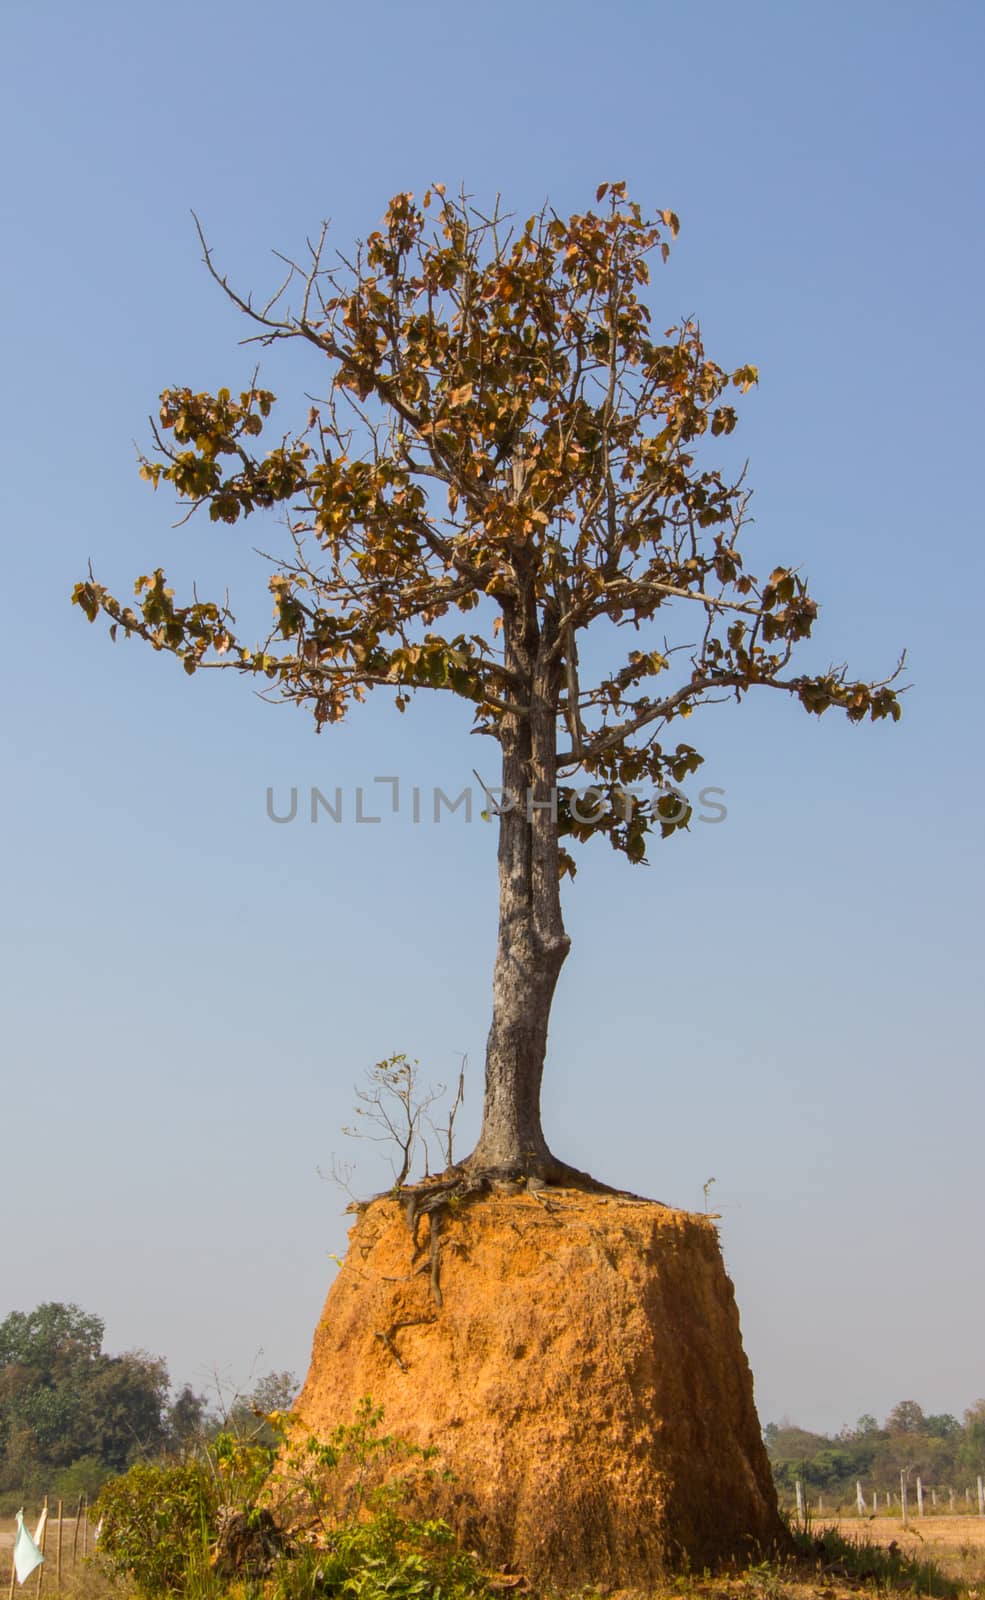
xmin=467 ymin=601 xmax=572 ymax=1177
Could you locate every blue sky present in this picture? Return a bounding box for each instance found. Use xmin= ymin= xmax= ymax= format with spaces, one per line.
xmin=1 ymin=0 xmax=983 ymax=1435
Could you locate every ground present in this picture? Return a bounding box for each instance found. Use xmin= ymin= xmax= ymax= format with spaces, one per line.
xmin=3 ymin=1511 xmax=985 ymax=1596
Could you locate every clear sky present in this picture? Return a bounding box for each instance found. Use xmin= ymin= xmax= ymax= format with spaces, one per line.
xmin=1 ymin=0 xmax=982 ymax=1436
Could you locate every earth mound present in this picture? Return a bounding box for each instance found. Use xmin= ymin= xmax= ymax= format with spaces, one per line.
xmin=282 ymin=1188 xmax=783 ymax=1586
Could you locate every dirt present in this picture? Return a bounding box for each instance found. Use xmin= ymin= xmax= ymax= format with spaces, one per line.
xmin=280 ymin=1187 xmax=784 ymax=1588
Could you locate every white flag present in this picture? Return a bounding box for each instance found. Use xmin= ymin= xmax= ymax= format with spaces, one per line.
xmin=13 ymin=1510 xmax=44 ymax=1585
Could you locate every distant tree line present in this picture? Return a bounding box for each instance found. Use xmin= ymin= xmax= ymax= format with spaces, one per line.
xmin=0 ymin=1302 xmax=297 ymax=1505
xmin=765 ymin=1399 xmax=985 ymax=1500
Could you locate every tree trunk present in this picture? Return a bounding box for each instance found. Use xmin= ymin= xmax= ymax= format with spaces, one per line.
xmin=467 ymin=604 xmax=572 ymax=1178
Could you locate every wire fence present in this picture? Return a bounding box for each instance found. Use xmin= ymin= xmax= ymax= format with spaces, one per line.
xmin=1 ymin=1499 xmax=92 ymax=1594
xmin=789 ymin=1473 xmax=985 ymax=1525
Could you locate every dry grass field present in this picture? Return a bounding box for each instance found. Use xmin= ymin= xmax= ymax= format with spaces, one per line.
xmin=823 ymin=1514 xmax=985 ymax=1577
xmin=827 ymin=1513 xmax=985 ymax=1547
xmin=825 ymin=1510 xmax=985 ymax=1548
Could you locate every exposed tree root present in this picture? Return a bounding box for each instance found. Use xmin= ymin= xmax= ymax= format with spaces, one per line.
xmin=211 ymin=1507 xmax=292 ymax=1579
xmin=346 ymin=1161 xmax=665 ymax=1307
xmin=428 ymin=1210 xmax=443 ymax=1307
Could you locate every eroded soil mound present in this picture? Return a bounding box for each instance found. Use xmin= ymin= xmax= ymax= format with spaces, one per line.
xmin=281 ymin=1189 xmax=783 ymax=1587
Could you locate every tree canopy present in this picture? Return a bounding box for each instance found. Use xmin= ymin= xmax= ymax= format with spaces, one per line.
xmin=73 ymin=182 xmax=901 ymax=866
xmin=0 ymin=1302 xmax=170 ymax=1496
xmin=73 ymin=182 xmax=904 ymax=1181
xmin=765 ymin=1402 xmax=985 ymax=1499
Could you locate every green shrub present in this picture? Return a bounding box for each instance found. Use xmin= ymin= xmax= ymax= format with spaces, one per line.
xmin=274 ymin=1402 xmax=488 ymax=1600
xmin=93 ymin=1458 xmax=217 ymax=1596
xmin=94 ymin=1402 xmax=487 ymax=1600
xmin=272 ymin=1509 xmax=487 ymax=1600
xmin=281 ymin=1400 xmax=425 ymax=1523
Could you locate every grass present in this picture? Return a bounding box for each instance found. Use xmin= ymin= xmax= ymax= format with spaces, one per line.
xmin=5 ymin=1511 xmax=985 ymax=1600
xmin=789 ymin=1520 xmax=964 ymax=1593
xmin=0 ymin=1554 xmax=125 ymax=1600
xmin=0 ymin=1515 xmax=121 ymax=1600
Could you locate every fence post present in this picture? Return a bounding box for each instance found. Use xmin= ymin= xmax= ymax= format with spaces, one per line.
xmin=917 ymin=1477 xmax=924 ymax=1517
xmin=70 ymin=1497 xmax=82 ymax=1568
xmin=950 ymin=1488 xmax=955 ymax=1512
xmin=6 ymin=1519 xmax=16 ymax=1600
xmin=857 ymin=1480 xmax=866 ymax=1515
xmin=55 ymin=1501 xmax=63 ymax=1592
xmin=978 ymin=1477 xmax=984 ymax=1517
xmin=901 ymin=1471 xmax=909 ymax=1528
xmin=796 ymin=1480 xmax=805 ymax=1525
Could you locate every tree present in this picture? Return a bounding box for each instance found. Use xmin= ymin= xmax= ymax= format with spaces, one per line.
xmin=958 ymin=1399 xmax=985 ymax=1473
xmin=73 ymin=183 xmax=903 ymax=1182
xmin=248 ymin=1370 xmax=299 ymax=1417
xmin=167 ymin=1384 xmax=211 ymax=1453
xmin=0 ymin=1303 xmax=173 ymax=1491
xmin=223 ymin=1370 xmax=299 ymax=1448
xmin=0 ymin=1303 xmax=104 ymax=1373
xmin=0 ymin=1303 xmax=103 ymax=1483
xmin=886 ymin=1399 xmax=926 ymax=1435
xmin=80 ymin=1350 xmax=170 ymax=1472
xmin=924 ymin=1413 xmax=960 ymax=1439
xmin=963 ymin=1399 xmax=985 ymax=1434
xmin=853 ymin=1414 xmax=881 ymax=1438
